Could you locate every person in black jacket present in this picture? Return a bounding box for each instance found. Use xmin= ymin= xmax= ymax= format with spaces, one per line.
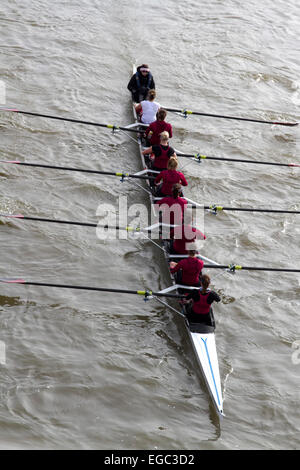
xmin=127 ymin=64 xmax=155 ymax=103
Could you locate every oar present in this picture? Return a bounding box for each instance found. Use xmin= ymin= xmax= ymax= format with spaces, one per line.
xmin=205 ymin=205 xmax=300 ymax=215
xmin=0 ymin=213 xmax=174 ymax=233
xmin=176 ymin=152 xmax=300 ymax=168
xmin=1 ymin=199 xmax=299 ymax=233
xmin=2 ymin=153 xmax=298 ymax=172
xmin=0 ymin=278 xmax=183 ymax=299
xmin=0 ymin=160 xmax=155 ymax=180
xmin=203 ymin=264 xmax=300 ymax=273
xmin=163 ymin=107 xmax=298 ymax=127
xmin=0 ymin=107 xmax=143 ymax=133
xmin=0 ymin=213 xmax=147 ymax=232
xmin=153 ymin=198 xmax=300 ymax=215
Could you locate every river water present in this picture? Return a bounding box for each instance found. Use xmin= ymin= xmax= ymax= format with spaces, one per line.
xmin=0 ymin=0 xmax=299 ymax=450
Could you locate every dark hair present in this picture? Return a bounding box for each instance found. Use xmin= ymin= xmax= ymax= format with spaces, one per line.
xmin=157 ymin=108 xmax=167 ymax=121
xmin=172 ymin=183 xmax=182 ymax=199
xmin=148 ymin=89 xmax=156 ymax=100
xmin=201 ymin=274 xmax=211 ymax=290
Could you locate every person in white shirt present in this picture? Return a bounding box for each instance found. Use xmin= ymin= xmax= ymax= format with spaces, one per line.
xmin=135 ymin=89 xmax=160 ymax=124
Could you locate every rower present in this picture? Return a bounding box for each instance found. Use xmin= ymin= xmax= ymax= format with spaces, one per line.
xmin=142 ymin=131 xmax=176 ymax=172
xmin=184 ymin=274 xmax=221 ymax=327
xmin=169 ymin=242 xmax=204 ymax=287
xmin=135 ymin=89 xmax=160 ymax=125
xmin=171 ymin=211 xmax=206 ymax=255
xmin=155 ymin=183 xmax=187 ymax=223
xmin=127 ymin=64 xmax=155 ymax=103
xmin=145 ymin=108 xmax=173 ymax=146
xmin=154 ymin=157 xmax=188 ymax=197
xmin=155 ymin=183 xmax=188 ymax=240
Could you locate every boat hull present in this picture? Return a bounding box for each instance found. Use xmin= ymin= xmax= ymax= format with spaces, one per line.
xmin=187 ymin=322 xmax=223 ymax=415
xmin=131 ymin=65 xmax=224 ymax=417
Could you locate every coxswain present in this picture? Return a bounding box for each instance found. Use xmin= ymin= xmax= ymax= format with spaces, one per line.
xmin=154 ymin=157 xmax=188 ymax=197
xmin=142 ymin=131 xmax=176 ymax=172
xmin=135 ymin=89 xmax=160 ymax=124
xmin=127 ymin=64 xmax=155 ymax=103
xmin=184 ymin=274 xmax=221 ymax=326
xmin=155 ymin=183 xmax=188 ymax=239
xmin=145 ymin=108 xmax=173 ymax=146
xmin=169 ymin=242 xmax=204 ymax=287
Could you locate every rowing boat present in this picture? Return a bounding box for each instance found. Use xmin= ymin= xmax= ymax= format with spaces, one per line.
xmin=130 ymin=66 xmax=224 ymax=417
